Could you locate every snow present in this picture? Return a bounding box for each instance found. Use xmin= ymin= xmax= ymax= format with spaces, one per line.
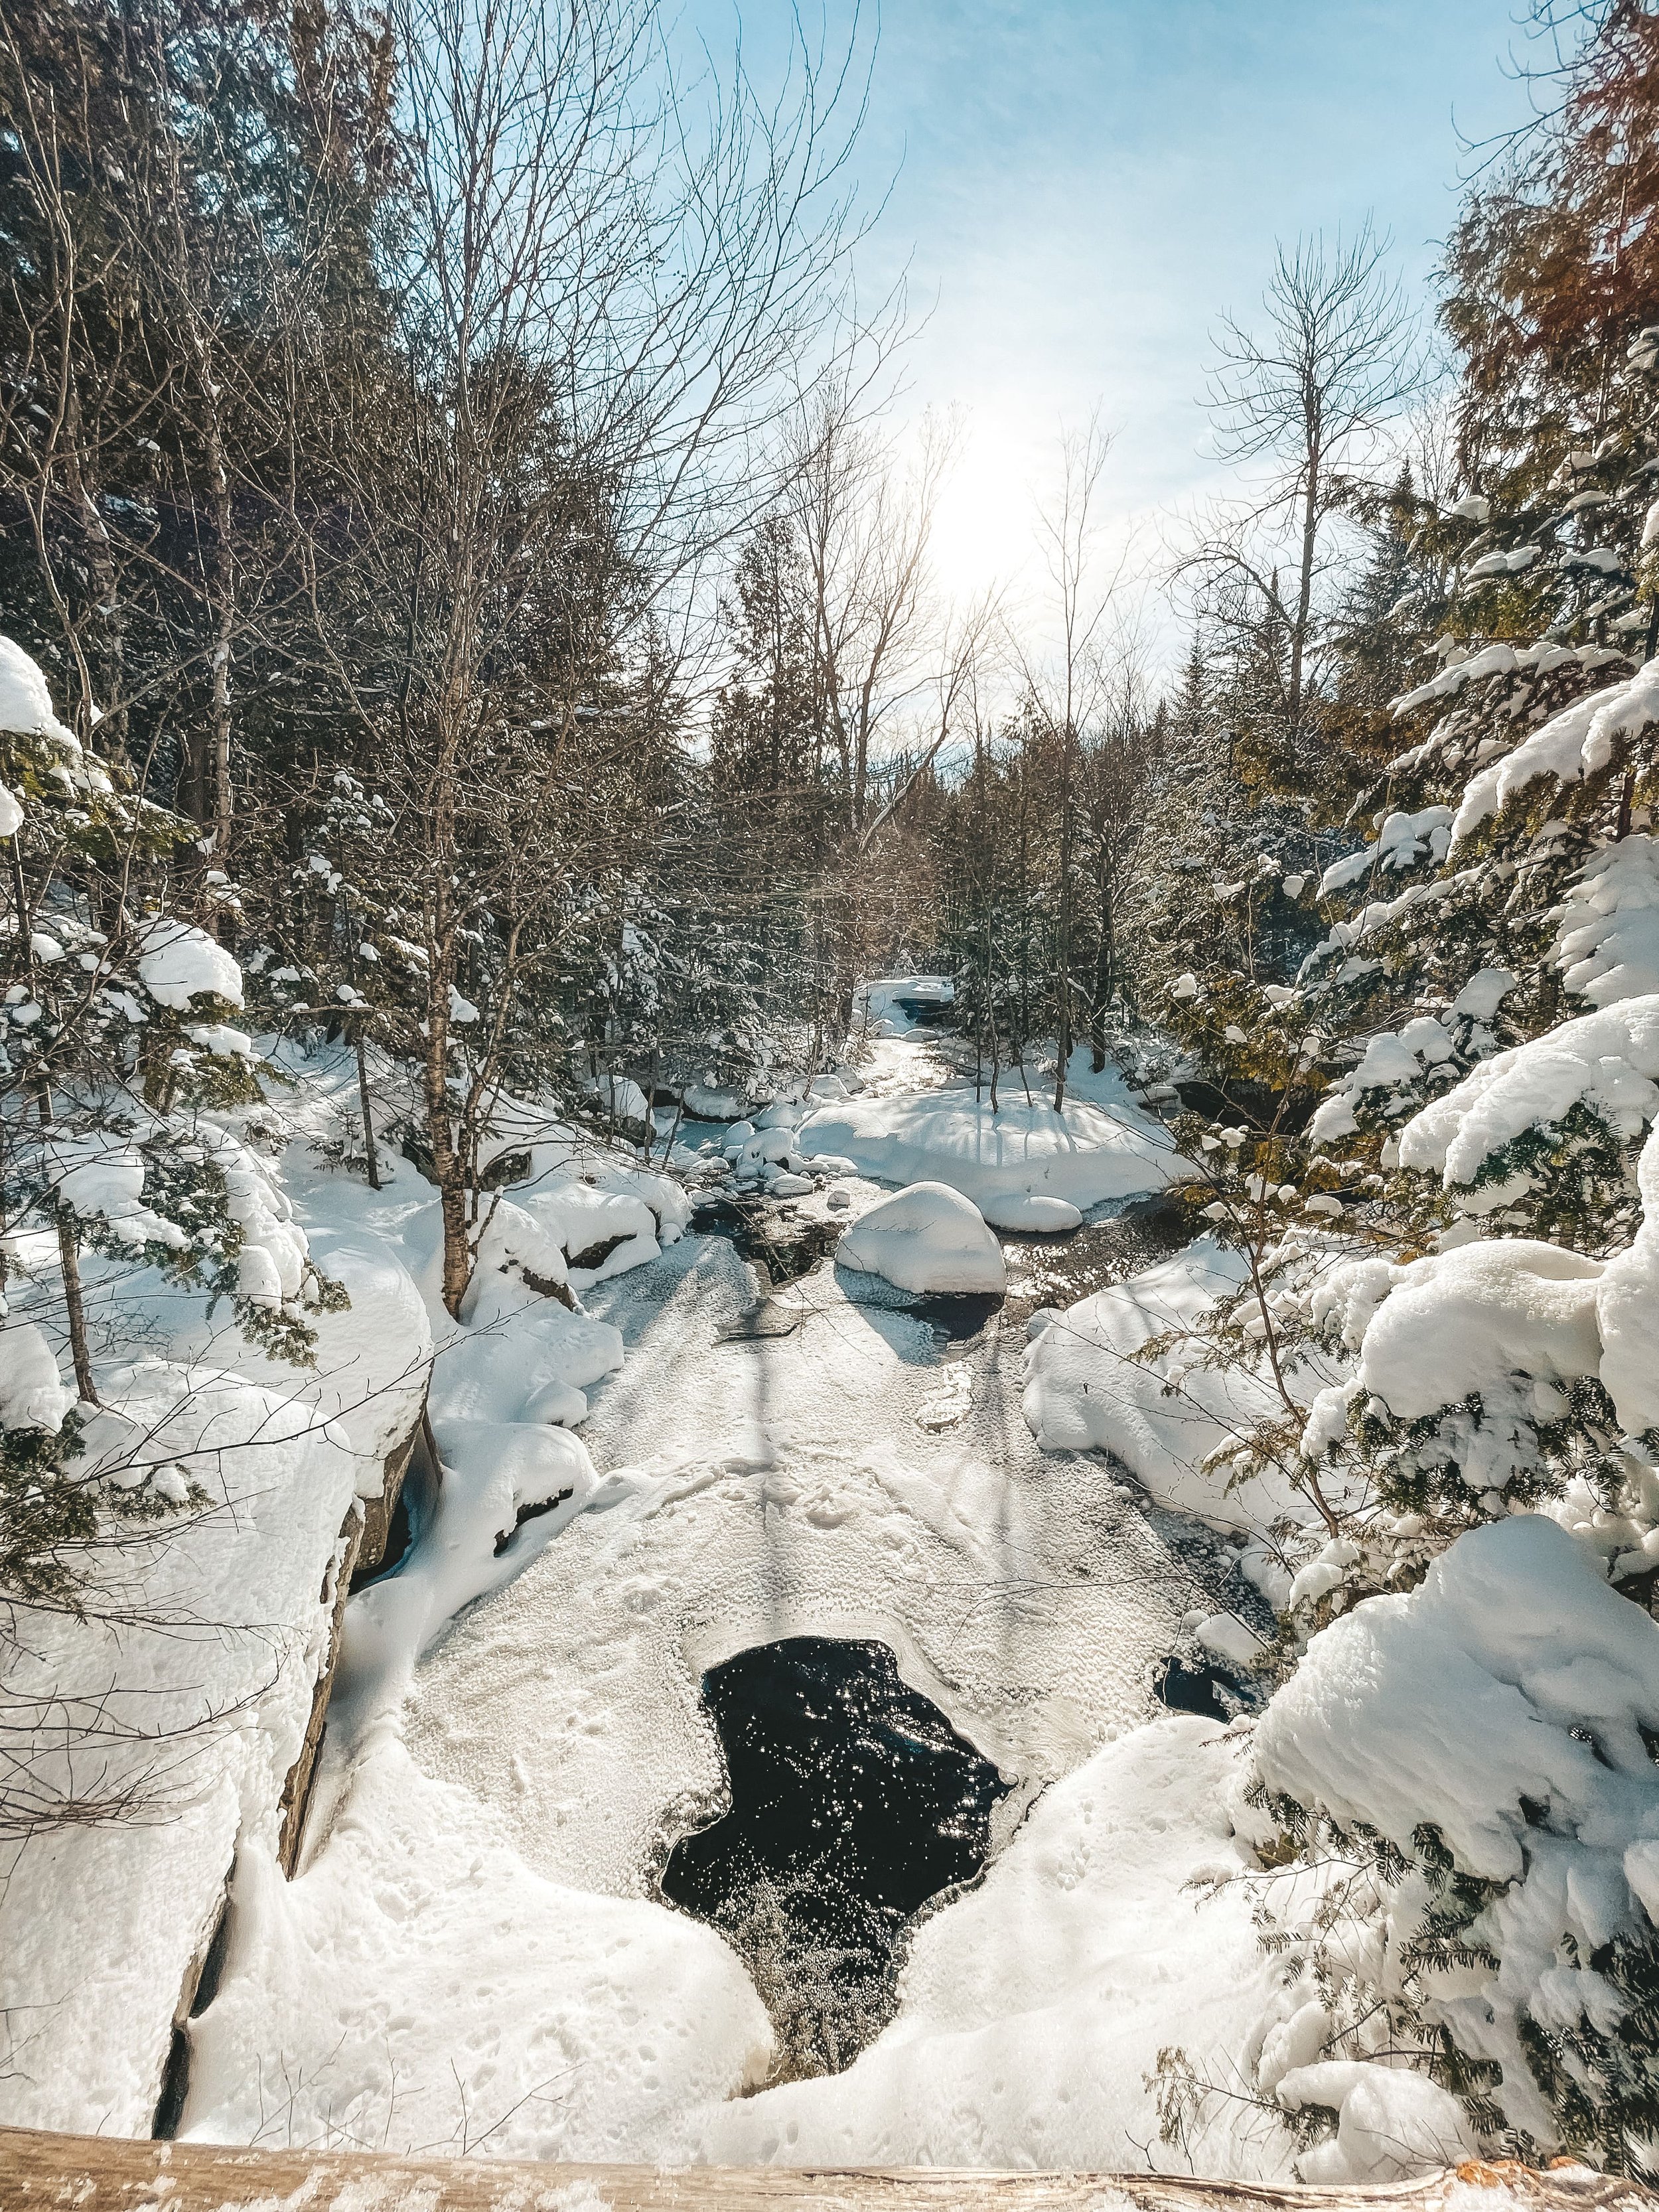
xmin=0 ymin=631 xmax=79 ymax=747
xmin=1593 ymin=1116 xmax=1659 ymax=1438
xmin=697 ymin=1720 xmax=1289 ymax=2179
xmin=835 ymin=1181 xmax=1006 ymax=1295
xmin=0 ymin=781 xmax=21 ymax=837
xmin=0 ymin=1363 xmax=378 ymax=2134
xmin=979 ymin=1191 xmax=1084 ymax=1232
xmin=180 ymin=1737 xmax=772 ymax=2160
xmin=1453 ymin=658 xmax=1659 ymax=842
xmin=167 ymin=1043 xmax=1258 ymax=2171
xmin=1252 ymin=1513 xmax=1659 ymax=2146
xmin=1452 ymin=966 xmax=1516 ymax=1020
xmin=1399 ymin=994 xmax=1659 ymax=1183
xmin=1324 ymin=1238 xmax=1604 ymax=1419
xmin=1275 ymin=2061 xmax=1473 ymax=2183
xmin=856 ymin=974 xmax=953 ymax=1037
xmin=797 ymin=1081 xmax=1175 ymax=1214
xmin=1313 ymin=1121 xmax=1659 ymax=1447
xmin=1319 ymin=806 xmax=1453 ymax=897
xmin=1554 ymin=834 xmax=1659 ymax=1007
xmin=135 ymin=917 xmax=244 ymax=1011
xmin=1021 ymin=1236 xmax=1346 ymax=1540
xmin=0 ymin=1319 xmax=72 ymax=1431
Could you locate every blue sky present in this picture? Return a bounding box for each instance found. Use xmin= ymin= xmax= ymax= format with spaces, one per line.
xmin=686 ymin=1 xmax=1543 ymax=603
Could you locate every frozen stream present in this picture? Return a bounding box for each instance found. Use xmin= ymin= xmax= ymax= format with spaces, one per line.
xmin=405 ymin=1169 xmax=1240 ymax=1899
xmin=182 ymin=1035 xmax=1279 ymax=2168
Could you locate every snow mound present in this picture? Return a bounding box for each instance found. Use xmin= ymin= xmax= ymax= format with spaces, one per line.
xmin=836 ymin=1181 xmax=1005 ymax=1295
xmin=798 ymin=1086 xmax=1174 ymax=1213
xmin=698 ymin=1719 xmax=1286 ymax=2177
xmin=980 ymin=1191 xmax=1084 ymax=1232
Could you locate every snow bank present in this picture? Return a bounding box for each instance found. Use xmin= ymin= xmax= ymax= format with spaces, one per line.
xmin=0 ymin=1364 xmax=366 ymax=2134
xmin=1554 ymin=834 xmax=1659 ymax=1009
xmin=182 ymin=1737 xmax=772 ymax=2158
xmin=1022 ymin=1236 xmax=1342 ymax=1540
xmin=835 ymin=1181 xmax=1006 ymax=1295
xmin=798 ymin=1084 xmax=1175 ymax=1213
xmin=1253 ymin=1514 xmax=1659 ymax=2144
xmin=699 ymin=1719 xmax=1289 ymax=2177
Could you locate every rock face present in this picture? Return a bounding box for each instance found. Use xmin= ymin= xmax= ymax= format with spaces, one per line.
xmin=835 ymin=1181 xmax=1007 ymax=1296
xmin=276 ymin=1407 xmax=429 ymax=1877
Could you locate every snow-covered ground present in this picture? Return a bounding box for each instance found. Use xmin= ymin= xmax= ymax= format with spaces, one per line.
xmin=143 ymin=1029 xmax=1296 ymax=2174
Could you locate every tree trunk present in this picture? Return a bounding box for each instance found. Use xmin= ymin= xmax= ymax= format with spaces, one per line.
xmin=56 ymin=1218 xmax=98 ymax=1406
xmin=356 ymin=1029 xmax=381 ymax=1191
xmin=1288 ymin=447 xmax=1320 ymax=732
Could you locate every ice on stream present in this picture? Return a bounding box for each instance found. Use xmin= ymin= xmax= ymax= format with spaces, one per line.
xmin=177 ymin=1037 xmax=1287 ymax=2172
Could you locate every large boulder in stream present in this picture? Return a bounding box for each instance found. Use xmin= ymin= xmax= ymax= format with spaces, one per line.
xmin=835 ymin=1180 xmax=1006 ymax=1296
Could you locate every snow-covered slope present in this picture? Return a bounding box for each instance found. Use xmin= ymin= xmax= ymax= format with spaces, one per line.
xmin=698 ymin=1717 xmax=1288 ymax=2177
xmin=797 ymin=1080 xmax=1176 ymax=1213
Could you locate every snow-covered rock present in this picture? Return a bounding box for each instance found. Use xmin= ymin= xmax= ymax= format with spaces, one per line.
xmin=979 ymin=1191 xmax=1084 ymax=1232
xmin=835 ymin=1181 xmax=1006 ymax=1295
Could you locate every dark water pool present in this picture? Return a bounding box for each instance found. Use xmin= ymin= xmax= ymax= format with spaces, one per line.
xmin=660 ymin=1635 xmax=1009 ymax=2081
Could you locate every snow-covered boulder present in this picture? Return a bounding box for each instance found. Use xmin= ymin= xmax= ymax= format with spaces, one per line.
xmin=981 ymin=1192 xmax=1084 ymax=1233
xmin=835 ymin=1181 xmax=1006 ymax=1295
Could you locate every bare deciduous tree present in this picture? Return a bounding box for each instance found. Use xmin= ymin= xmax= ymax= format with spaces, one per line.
xmin=1183 ymin=220 xmax=1421 ymax=744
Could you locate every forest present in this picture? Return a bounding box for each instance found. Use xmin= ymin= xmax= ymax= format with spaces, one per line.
xmin=9 ymin=0 xmax=1659 ymax=2194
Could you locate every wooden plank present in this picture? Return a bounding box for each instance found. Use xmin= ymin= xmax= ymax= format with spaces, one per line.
xmin=0 ymin=2129 xmax=1653 ymax=2212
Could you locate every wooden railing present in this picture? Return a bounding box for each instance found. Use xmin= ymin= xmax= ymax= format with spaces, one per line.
xmin=1 ymin=2128 xmax=1654 ymax=2211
